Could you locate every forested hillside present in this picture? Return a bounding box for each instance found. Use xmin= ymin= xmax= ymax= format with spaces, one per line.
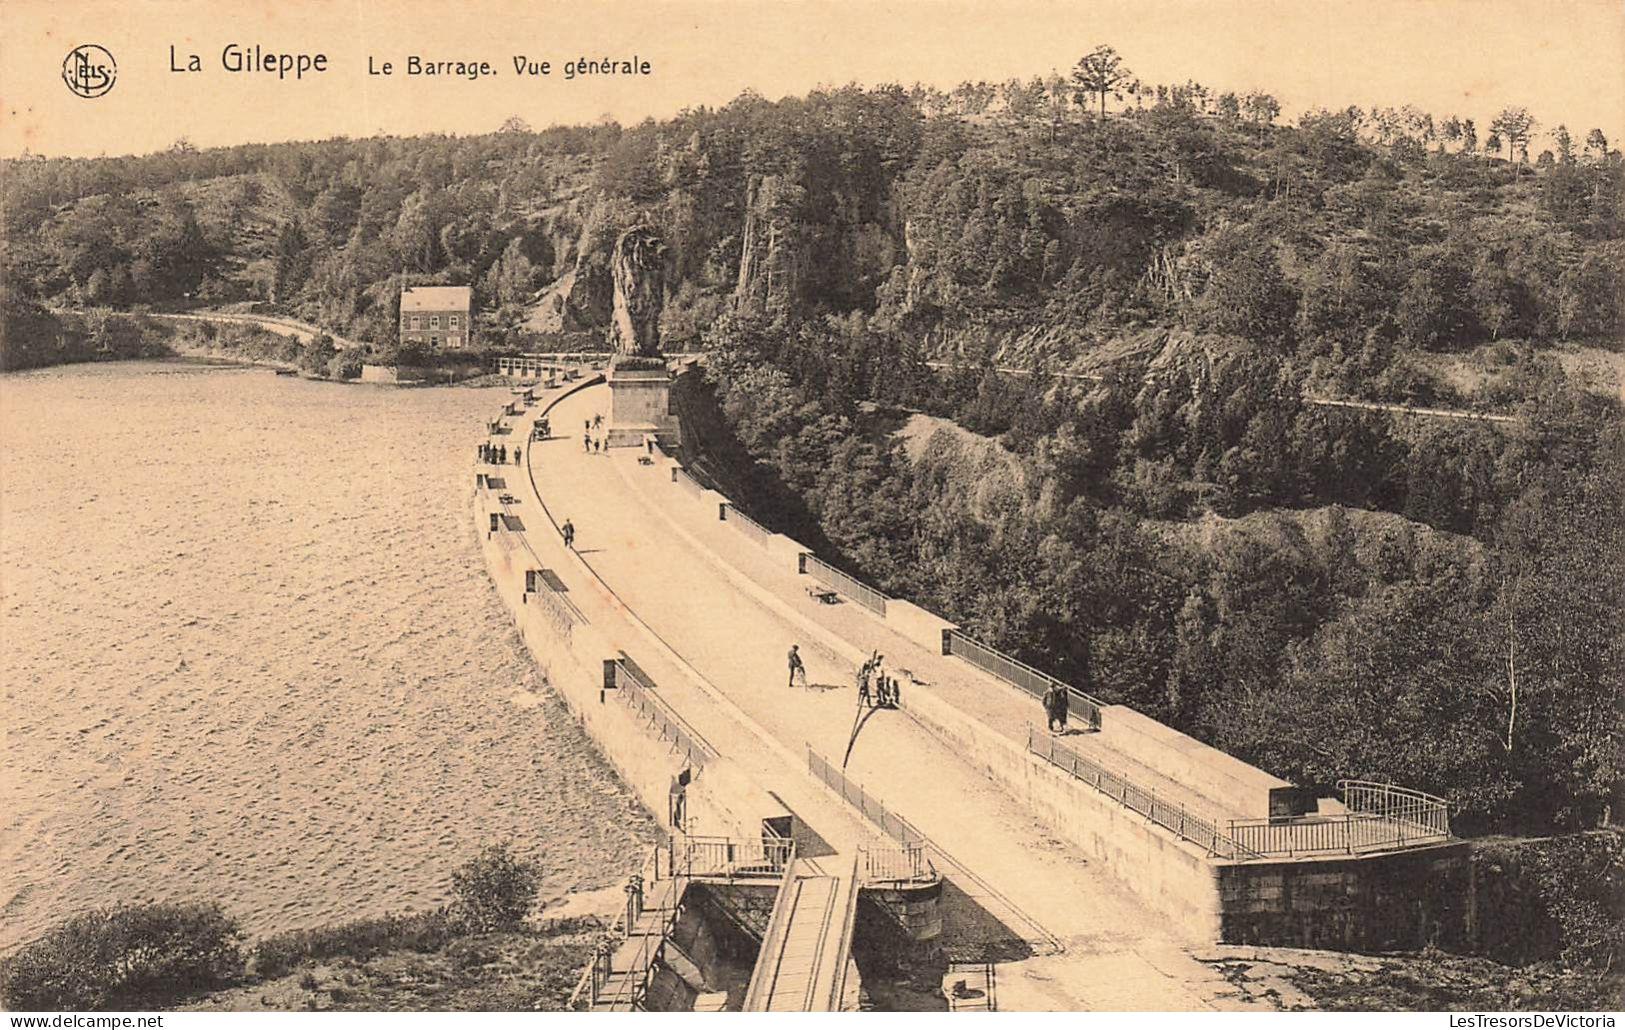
xmin=3 ymin=56 xmax=1621 ymax=866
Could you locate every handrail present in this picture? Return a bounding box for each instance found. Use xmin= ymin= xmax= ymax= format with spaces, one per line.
xmin=825 ymin=852 xmax=862 ymax=1012
xmin=1227 ymin=780 xmax=1452 ymax=857
xmin=610 ymin=656 xmax=718 ymax=769
xmin=673 ymin=467 xmax=705 ymax=500
xmin=800 ymin=554 xmax=888 ymax=615
xmin=671 ymin=834 xmax=794 ymax=879
xmin=857 ymin=842 xmax=937 ymax=885
xmin=806 ymin=745 xmax=924 ymax=844
xmin=525 ymin=573 xmax=577 ymax=641
xmin=950 ymin=630 xmax=1104 ymax=730
xmin=594 ymin=872 xmax=686 ymax=1011
xmin=1026 ymin=725 xmax=1261 ymax=860
xmin=720 ymin=502 xmax=774 ymax=548
xmin=741 ymin=853 xmax=803 ymax=1011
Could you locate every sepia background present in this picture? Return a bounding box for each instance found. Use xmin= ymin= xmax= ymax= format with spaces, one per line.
xmin=0 ymin=0 xmax=1620 ymax=160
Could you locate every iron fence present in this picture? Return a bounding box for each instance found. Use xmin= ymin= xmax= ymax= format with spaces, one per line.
xmin=807 ymin=746 xmax=923 ymax=843
xmin=610 ymin=657 xmax=718 ymax=770
xmin=720 ymin=502 xmax=774 ymax=548
xmin=857 ymin=843 xmax=937 ymax=885
xmin=673 ymin=467 xmax=705 ymax=501
xmin=801 ymin=554 xmax=888 ymax=615
xmin=1340 ymin=779 xmax=1452 ymax=835
xmin=1226 ymin=780 xmax=1451 ymax=858
xmin=949 ymin=631 xmax=1103 ymax=730
xmin=666 ymin=834 xmax=794 ymax=879
xmin=526 ymin=576 xmax=575 ymax=642
xmin=740 ymin=842 xmax=804 ymax=1012
xmin=1026 ymin=726 xmax=1259 ymax=860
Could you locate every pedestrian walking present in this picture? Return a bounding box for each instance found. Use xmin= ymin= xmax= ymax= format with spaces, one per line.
xmin=583 ymin=433 xmax=591 ymax=453
xmin=593 ymin=413 xmax=604 ymax=430
xmin=584 ymin=418 xmax=591 ymax=433
xmin=787 ymin=644 xmax=806 ymax=688
xmin=561 ymin=519 xmax=575 ymax=550
xmin=498 ymin=444 xmax=507 ymax=464
xmin=856 ymin=658 xmax=873 ymax=708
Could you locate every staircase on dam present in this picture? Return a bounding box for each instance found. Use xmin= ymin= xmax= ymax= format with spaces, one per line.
xmin=740 ymin=856 xmax=860 ymax=1012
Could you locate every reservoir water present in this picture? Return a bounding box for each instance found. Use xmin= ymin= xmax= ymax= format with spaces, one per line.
xmin=0 ymin=360 xmax=656 ymax=953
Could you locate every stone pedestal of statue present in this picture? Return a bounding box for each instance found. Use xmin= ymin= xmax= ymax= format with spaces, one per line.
xmin=606 ymin=359 xmax=680 ymax=449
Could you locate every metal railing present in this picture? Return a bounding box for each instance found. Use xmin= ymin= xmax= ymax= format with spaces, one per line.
xmin=950 ymin=630 xmax=1104 ymax=730
xmin=801 ymin=554 xmax=888 ymax=615
xmin=666 ymin=834 xmax=794 ymax=879
xmin=591 ymin=871 xmax=686 ymax=1011
xmin=826 ymin=853 xmax=862 ymax=1012
xmin=526 ymin=576 xmax=576 ymax=642
xmin=1341 ymin=779 xmax=1452 ymax=835
xmin=857 ymin=842 xmax=937 ymax=885
xmin=1026 ymin=726 xmax=1261 ymax=860
xmin=673 ymin=467 xmax=705 ymax=501
xmin=740 ymin=845 xmax=804 ymax=1012
xmin=720 ymin=502 xmax=774 ymax=548
xmin=807 ymin=746 xmax=923 ymax=843
xmin=1227 ymin=781 xmax=1451 ymax=858
xmin=610 ymin=657 xmax=717 ymax=770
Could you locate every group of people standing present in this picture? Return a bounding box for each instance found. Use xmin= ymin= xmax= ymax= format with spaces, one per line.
xmin=857 ymin=651 xmax=900 ymax=708
xmin=1042 ymin=681 xmax=1070 ymax=734
xmin=582 ymin=414 xmax=608 ymax=454
xmin=479 ymin=441 xmax=520 ymax=466
xmin=783 ymin=644 xmax=903 ymax=709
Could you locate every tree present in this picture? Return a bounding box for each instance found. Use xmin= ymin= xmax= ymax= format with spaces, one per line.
xmin=1585 ymin=128 xmax=1608 ymax=160
xmin=1490 ymin=106 xmax=1537 ymax=170
xmin=272 ymin=219 xmax=312 ymax=304
xmin=497 ymin=115 xmax=531 ymax=133
xmin=1242 ymin=91 xmax=1280 ymax=140
xmin=1553 ymin=124 xmax=1575 ymax=164
xmin=302 ymin=332 xmax=336 ymax=374
xmin=1070 ymin=45 xmax=1131 ymax=121
xmin=449 ymin=843 xmax=539 ymax=933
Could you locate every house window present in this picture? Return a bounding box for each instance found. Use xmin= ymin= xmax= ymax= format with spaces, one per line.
xmin=409 ymin=316 xmax=421 ymax=330
xmin=448 ymin=334 xmax=461 ymax=348
xmin=449 ymin=315 xmax=461 ymax=329
xmin=430 ymin=315 xmax=441 ymax=329
xmin=431 ymin=336 xmax=441 ymax=347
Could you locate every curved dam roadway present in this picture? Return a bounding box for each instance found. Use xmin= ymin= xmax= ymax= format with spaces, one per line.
xmin=511 ymin=381 xmax=1268 ymax=1012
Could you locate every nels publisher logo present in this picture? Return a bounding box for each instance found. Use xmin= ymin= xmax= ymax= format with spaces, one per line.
xmin=63 ymin=44 xmax=117 ymax=98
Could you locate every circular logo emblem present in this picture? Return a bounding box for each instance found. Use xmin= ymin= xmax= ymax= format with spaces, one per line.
xmin=63 ymin=44 xmax=117 ymax=98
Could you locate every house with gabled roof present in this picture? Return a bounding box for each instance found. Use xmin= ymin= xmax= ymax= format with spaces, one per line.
xmin=400 ymin=285 xmax=473 ymax=350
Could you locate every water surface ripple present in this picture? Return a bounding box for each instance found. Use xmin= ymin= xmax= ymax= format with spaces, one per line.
xmin=1 ymin=361 xmax=655 ymax=952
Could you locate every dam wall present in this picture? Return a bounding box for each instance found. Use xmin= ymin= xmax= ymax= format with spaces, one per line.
xmin=474 ymin=384 xmax=781 ymax=846
xmin=636 ymin=404 xmax=1470 ymax=950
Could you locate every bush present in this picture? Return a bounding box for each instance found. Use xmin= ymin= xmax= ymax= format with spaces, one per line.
xmin=302 ymin=333 xmax=336 ymax=373
xmin=1527 ymin=831 xmax=1625 ymax=970
xmin=0 ymin=902 xmax=243 ymax=1010
xmin=449 ymin=844 xmax=540 ymax=934
xmin=327 ymin=349 xmax=364 ymax=380
xmin=250 ymin=909 xmax=453 ymax=979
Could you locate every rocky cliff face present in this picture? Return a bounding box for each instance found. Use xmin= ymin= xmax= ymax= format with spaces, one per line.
xmin=610 ymin=226 xmax=667 ymax=357
xmin=733 ymin=173 xmax=901 ymax=321
xmin=733 ymin=174 xmax=807 ymax=322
